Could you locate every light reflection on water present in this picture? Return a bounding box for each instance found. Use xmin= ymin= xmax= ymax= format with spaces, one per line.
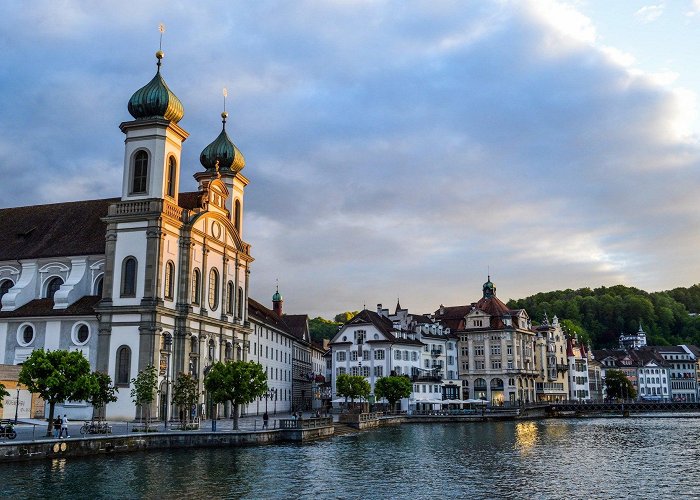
xmin=1 ymin=417 xmax=698 ymax=499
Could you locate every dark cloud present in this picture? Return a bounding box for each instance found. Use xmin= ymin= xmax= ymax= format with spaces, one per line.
xmin=1 ymin=1 xmax=699 ymax=317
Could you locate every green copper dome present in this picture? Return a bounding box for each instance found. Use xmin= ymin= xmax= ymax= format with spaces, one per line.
xmin=128 ymin=52 xmax=184 ymax=123
xmin=199 ymin=112 xmax=245 ymax=173
xmin=482 ymin=276 xmax=496 ymax=299
xmin=272 ymin=290 xmax=282 ymax=302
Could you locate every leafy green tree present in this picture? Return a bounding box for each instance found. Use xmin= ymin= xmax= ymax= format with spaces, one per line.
xmin=309 ymin=316 xmax=342 ymax=342
xmin=172 ymin=372 xmax=200 ymax=425
xmin=130 ymin=365 xmax=158 ymax=430
xmin=335 ymin=373 xmax=370 ymax=404
xmin=204 ymin=361 xmax=268 ymax=430
xmin=603 ymin=369 xmax=637 ymax=400
xmin=374 ymin=376 xmax=412 ymax=411
xmin=0 ymin=382 xmax=8 ymax=407
xmin=334 ymin=311 xmax=360 ymax=323
xmin=88 ymin=371 xmax=118 ymax=423
xmin=18 ymin=349 xmax=96 ymax=436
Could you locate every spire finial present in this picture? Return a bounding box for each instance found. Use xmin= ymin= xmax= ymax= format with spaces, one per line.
xmin=156 ymin=23 xmax=166 ymax=69
xmin=275 ymin=277 xmax=279 ymax=293
xmin=221 ymin=87 xmax=229 ymax=127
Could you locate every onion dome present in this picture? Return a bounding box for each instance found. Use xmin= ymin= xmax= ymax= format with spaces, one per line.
xmin=272 ymin=290 xmax=282 ymax=302
xmin=127 ymin=51 xmax=184 ymax=123
xmin=482 ymin=276 xmax=496 ymax=299
xmin=199 ymin=112 xmax=245 ymax=173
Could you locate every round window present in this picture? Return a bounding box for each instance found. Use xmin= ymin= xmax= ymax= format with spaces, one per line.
xmin=18 ymin=324 xmax=34 ymax=346
xmin=77 ymin=325 xmax=89 ymax=344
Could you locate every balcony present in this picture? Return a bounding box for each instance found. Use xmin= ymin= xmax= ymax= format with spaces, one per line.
xmin=556 ymin=364 xmax=569 ymax=372
xmin=431 ymin=349 xmax=443 ymax=358
xmin=412 ymin=374 xmax=443 ymax=383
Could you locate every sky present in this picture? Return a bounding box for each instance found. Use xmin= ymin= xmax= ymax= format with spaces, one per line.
xmin=1 ymin=0 xmax=700 ymax=318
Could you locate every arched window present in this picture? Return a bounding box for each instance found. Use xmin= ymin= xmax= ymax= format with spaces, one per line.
xmin=208 ymin=339 xmax=215 ymax=360
xmin=166 ymin=156 xmax=177 ymax=198
xmin=164 ymin=261 xmax=175 ymax=300
xmin=237 ymin=286 xmax=244 ymax=318
xmin=132 ymin=151 xmax=148 ymax=194
xmin=208 ymin=268 xmax=219 ymax=310
xmin=116 ymin=345 xmax=131 ymax=385
xmin=0 ymin=279 xmax=13 ymax=303
xmin=225 ymin=342 xmax=232 ymax=360
xmin=226 ymin=281 xmax=234 ymax=314
xmin=190 ymin=336 xmax=198 ymax=354
xmin=121 ymin=257 xmax=137 ymax=297
xmin=191 ymin=268 xmax=201 ymax=305
xmin=234 ymin=199 xmax=241 ymax=231
xmin=94 ymin=275 xmax=104 ymax=297
xmin=46 ymin=277 xmax=63 ymax=300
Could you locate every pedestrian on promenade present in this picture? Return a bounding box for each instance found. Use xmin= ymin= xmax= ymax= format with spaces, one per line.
xmin=263 ymin=411 xmax=269 ymax=429
xmin=60 ymin=414 xmax=69 ymax=438
xmin=54 ymin=416 xmax=61 ymax=438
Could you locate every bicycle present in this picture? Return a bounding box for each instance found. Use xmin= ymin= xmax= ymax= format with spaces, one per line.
xmin=0 ymin=423 xmax=17 ymax=440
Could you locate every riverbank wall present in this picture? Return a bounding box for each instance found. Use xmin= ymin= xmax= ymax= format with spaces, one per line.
xmin=0 ymin=423 xmax=334 ymax=463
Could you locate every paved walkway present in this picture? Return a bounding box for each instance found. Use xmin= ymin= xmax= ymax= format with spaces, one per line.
xmin=3 ymin=411 xmax=336 ymax=443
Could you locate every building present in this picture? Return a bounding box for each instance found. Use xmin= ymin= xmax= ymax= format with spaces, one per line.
xmin=655 ymin=346 xmax=697 ymax=402
xmin=619 ymin=323 xmax=648 ymax=350
xmin=592 ymin=348 xmax=670 ymax=401
xmin=330 ymin=308 xmax=424 ymax=411
xmin=0 ymin=49 xmax=255 ymax=420
xmin=439 ymin=277 xmax=538 ymax=405
xmin=567 ymin=336 xmax=590 ymax=401
xmin=533 ymin=315 xmax=569 ymax=402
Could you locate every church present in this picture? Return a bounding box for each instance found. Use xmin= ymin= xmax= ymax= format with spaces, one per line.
xmin=0 ymin=48 xmax=257 ymax=420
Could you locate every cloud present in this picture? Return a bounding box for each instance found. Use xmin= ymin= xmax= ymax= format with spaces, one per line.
xmin=634 ymin=4 xmax=665 ymax=23
xmin=0 ymin=0 xmax=699 ymax=317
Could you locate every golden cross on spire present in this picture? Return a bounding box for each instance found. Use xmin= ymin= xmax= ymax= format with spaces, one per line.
xmin=158 ymin=23 xmax=166 ymax=49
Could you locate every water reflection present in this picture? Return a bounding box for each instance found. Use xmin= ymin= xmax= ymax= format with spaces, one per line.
xmin=2 ymin=418 xmax=699 ymax=499
xmin=514 ymin=422 xmax=538 ymax=454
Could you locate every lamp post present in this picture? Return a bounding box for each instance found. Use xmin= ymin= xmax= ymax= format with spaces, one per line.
xmin=14 ymin=388 xmax=20 ymax=424
xmin=265 ymin=389 xmax=270 ymax=414
xmin=164 ymin=334 xmax=172 ymax=430
xmin=273 ymin=388 xmax=277 ymax=415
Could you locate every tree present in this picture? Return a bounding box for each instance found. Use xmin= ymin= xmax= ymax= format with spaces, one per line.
xmin=0 ymin=382 xmax=8 ymax=408
xmin=334 ymin=311 xmax=360 ymax=323
xmin=88 ymin=372 xmax=118 ymax=423
xmin=374 ymin=376 xmax=412 ymax=412
xmin=204 ymin=361 xmax=267 ymax=430
xmin=335 ymin=373 xmax=370 ymax=405
xmin=171 ymin=372 xmax=199 ymax=426
xmin=309 ymin=316 xmax=342 ymax=342
xmin=604 ymin=369 xmax=637 ymax=400
xmin=130 ymin=365 xmax=158 ymax=430
xmin=19 ymin=349 xmax=96 ymax=437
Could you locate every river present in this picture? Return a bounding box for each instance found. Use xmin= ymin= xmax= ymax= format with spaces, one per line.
xmin=1 ymin=416 xmax=698 ymax=499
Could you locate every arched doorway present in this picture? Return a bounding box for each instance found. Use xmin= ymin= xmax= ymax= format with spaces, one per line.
xmin=474 ymin=378 xmax=487 ymax=400
xmin=490 ymin=378 xmax=504 ymax=406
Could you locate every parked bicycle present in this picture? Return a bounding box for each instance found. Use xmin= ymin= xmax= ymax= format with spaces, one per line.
xmin=0 ymin=422 xmax=17 ymax=440
xmin=79 ymin=420 xmax=112 ymax=435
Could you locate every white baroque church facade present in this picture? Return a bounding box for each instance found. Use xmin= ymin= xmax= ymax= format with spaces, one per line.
xmin=0 ymin=50 xmax=254 ymax=420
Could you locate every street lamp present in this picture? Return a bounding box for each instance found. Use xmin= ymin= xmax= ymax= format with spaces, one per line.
xmin=272 ymin=388 xmax=278 ymax=415
xmin=164 ymin=334 xmax=172 ymax=430
xmin=14 ymin=388 xmax=20 ymax=424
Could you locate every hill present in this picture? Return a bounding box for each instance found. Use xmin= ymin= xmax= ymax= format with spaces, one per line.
xmin=507 ymin=284 xmax=700 ymax=348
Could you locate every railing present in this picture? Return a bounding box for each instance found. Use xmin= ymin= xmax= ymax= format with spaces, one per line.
xmin=110 ymin=199 xmax=159 ymax=216
xmin=431 ymin=350 xmax=442 ymax=358
xmin=278 ymin=417 xmax=333 ymax=429
xmin=358 ymin=412 xmax=384 ymax=422
xmin=163 ymin=200 xmax=184 ymax=220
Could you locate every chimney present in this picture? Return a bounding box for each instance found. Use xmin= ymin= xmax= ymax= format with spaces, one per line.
xmin=377 ymin=303 xmax=383 ymax=315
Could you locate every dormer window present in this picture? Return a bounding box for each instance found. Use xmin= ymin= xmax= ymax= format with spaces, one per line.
xmin=132 ymin=150 xmax=148 ymax=194
xmin=46 ymin=277 xmax=63 ymax=300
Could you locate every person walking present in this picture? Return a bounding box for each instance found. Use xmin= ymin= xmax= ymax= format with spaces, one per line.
xmin=60 ymin=414 xmax=69 ymax=438
xmin=263 ymin=411 xmax=269 ymax=429
xmin=54 ymin=416 xmax=61 ymax=438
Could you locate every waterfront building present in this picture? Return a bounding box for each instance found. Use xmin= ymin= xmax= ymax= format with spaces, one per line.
xmin=533 ymin=315 xmax=569 ymax=402
xmin=246 ymin=298 xmax=294 ymax=416
xmin=679 ymin=344 xmax=700 ymax=401
xmin=567 ymin=336 xmax=590 ymax=400
xmin=592 ymin=348 xmax=670 ymax=401
xmin=329 ymin=308 xmax=423 ymax=411
xmin=0 ymin=50 xmax=256 ymax=420
xmin=437 ymin=278 xmax=538 ymax=405
xmin=654 ymin=345 xmax=697 ymax=402
xmin=587 ymin=355 xmax=604 ymax=400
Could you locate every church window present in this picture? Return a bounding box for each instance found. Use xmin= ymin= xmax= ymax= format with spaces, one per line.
xmin=164 ymin=261 xmax=175 ymax=300
xmin=121 ymin=257 xmax=137 ymax=297
xmin=72 ymin=323 xmax=90 ymax=345
xmin=208 ymin=339 xmax=215 ymax=360
xmin=226 ymin=281 xmax=234 ymax=314
xmin=18 ymin=324 xmax=35 ymax=346
xmin=237 ymin=286 xmax=244 ymax=318
xmin=190 ymin=336 xmax=198 ymax=354
xmin=234 ymin=199 xmax=241 ymax=231
xmin=116 ymin=346 xmax=131 ymax=385
xmin=0 ymin=279 xmax=13 ymax=303
xmin=132 ymin=151 xmax=148 ymax=194
xmin=94 ymin=275 xmax=104 ymax=297
xmin=208 ymin=268 xmax=219 ymax=310
xmin=191 ymin=268 xmax=201 ymax=305
xmin=166 ymin=156 xmax=177 ymax=198
xmin=45 ymin=277 xmax=63 ymax=300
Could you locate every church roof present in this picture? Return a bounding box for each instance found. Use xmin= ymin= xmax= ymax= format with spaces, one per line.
xmin=0 ymin=295 xmax=101 ymax=318
xmin=283 ymin=314 xmax=309 ymax=341
xmin=0 ymin=198 xmax=117 ymax=261
xmin=248 ymin=297 xmax=291 ymax=334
